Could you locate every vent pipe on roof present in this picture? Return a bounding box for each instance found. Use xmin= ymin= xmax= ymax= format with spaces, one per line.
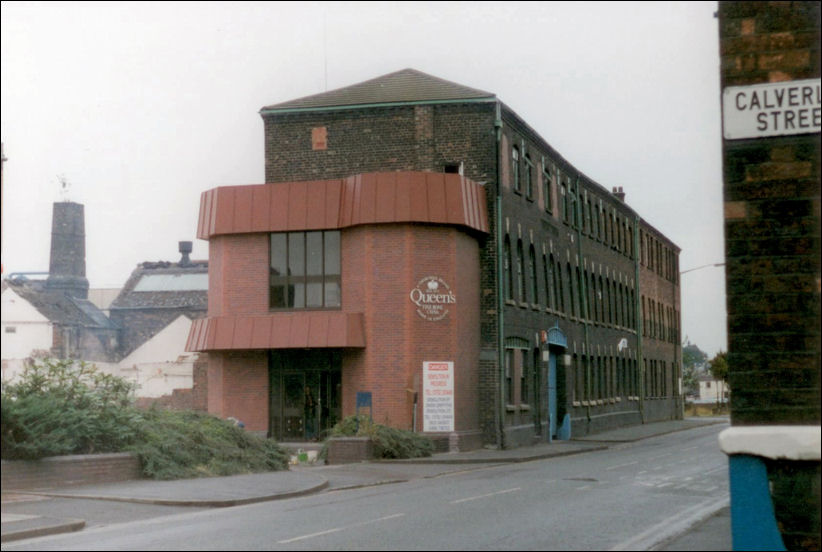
xmin=179 ymin=241 xmax=193 ymax=267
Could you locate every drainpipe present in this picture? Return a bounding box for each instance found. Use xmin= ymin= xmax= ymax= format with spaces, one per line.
xmin=495 ymin=101 xmax=505 ymax=450
xmin=574 ymin=176 xmax=592 ymax=415
xmin=634 ymin=214 xmax=645 ymax=423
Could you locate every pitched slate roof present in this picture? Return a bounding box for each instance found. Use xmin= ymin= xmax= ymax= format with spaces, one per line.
xmin=261 ymin=68 xmax=496 ymax=113
xmin=110 ymin=261 xmax=208 ymax=310
xmin=5 ymin=280 xmax=118 ymax=330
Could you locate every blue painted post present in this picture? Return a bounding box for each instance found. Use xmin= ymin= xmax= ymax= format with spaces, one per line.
xmin=727 ymin=455 xmax=786 ymax=551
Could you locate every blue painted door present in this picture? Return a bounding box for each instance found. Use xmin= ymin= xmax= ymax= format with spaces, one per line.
xmin=548 ymin=351 xmax=558 ymax=439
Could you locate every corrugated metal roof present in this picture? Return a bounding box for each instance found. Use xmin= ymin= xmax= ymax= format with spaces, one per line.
xmin=260 ymin=68 xmax=495 ymax=112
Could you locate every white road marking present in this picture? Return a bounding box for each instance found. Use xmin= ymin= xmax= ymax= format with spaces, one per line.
xmin=606 ymin=461 xmax=638 ymax=471
xmin=277 ymin=513 xmax=405 ymax=543
xmin=610 ymin=495 xmax=729 ymax=551
xmin=450 ymin=487 xmax=521 ymax=504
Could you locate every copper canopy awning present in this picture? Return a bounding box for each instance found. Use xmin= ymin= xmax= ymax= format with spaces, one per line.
xmin=186 ymin=311 xmax=365 ymax=352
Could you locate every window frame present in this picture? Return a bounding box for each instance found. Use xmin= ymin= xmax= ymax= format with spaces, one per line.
xmin=269 ymin=230 xmax=341 ymax=310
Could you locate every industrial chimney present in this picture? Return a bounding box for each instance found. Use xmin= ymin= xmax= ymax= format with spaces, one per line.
xmin=45 ymin=201 xmax=89 ymax=299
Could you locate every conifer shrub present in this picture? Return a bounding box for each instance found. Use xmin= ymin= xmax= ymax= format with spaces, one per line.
xmin=129 ymin=408 xmax=289 ymax=480
xmin=322 ymin=415 xmax=434 ymax=460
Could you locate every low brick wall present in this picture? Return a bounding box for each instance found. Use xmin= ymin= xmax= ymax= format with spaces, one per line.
xmin=1 ymin=453 xmax=142 ymax=491
xmin=325 ymin=437 xmax=373 ymax=464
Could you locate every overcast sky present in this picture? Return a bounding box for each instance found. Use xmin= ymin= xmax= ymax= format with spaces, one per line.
xmin=1 ymin=1 xmax=727 ymax=356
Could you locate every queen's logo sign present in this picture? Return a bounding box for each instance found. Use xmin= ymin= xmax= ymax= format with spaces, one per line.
xmin=410 ymin=276 xmax=456 ymax=321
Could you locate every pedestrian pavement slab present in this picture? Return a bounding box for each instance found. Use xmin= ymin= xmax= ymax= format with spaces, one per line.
xmin=10 ymin=470 xmax=328 ymax=508
xmin=1 ymin=513 xmax=84 ymax=543
xmin=571 ymin=417 xmax=726 ymax=442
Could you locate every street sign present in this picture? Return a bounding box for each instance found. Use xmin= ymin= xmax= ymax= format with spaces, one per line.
xmin=722 ymin=79 xmax=821 ymax=140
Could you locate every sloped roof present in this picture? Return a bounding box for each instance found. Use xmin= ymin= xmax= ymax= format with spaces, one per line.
xmin=5 ymin=280 xmax=118 ymax=330
xmin=110 ymin=261 xmax=208 ymax=310
xmin=261 ymin=68 xmax=495 ymax=113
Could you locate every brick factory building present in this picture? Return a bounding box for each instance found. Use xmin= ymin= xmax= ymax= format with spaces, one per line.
xmin=186 ymin=69 xmax=683 ymax=450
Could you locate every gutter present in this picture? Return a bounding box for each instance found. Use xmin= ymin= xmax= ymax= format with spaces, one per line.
xmin=260 ymin=97 xmax=497 ymax=116
xmin=634 ymin=214 xmax=645 ymax=423
xmin=574 ymin=176 xmax=592 ymax=419
xmin=495 ymin=101 xmax=505 ymax=450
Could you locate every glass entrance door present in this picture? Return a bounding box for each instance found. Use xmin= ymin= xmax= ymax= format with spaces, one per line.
xmin=269 ymin=350 xmax=342 ymax=441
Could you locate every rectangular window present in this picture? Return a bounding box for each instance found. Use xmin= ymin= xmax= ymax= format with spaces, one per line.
xmin=270 ymin=230 xmax=341 ymax=309
xmin=505 ymin=349 xmax=515 ymax=405
xmin=543 ymin=167 xmax=553 ymax=214
xmin=525 ymin=155 xmax=534 ymax=200
xmin=521 ymin=349 xmax=531 ymax=405
xmin=512 ymin=146 xmax=521 ymax=193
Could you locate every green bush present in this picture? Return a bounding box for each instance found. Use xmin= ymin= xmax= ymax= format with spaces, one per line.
xmin=1 ymin=359 xmax=140 ymax=459
xmin=322 ymin=415 xmax=434 ymax=460
xmin=1 ymin=358 xmax=289 ymax=479
xmin=129 ymin=408 xmax=289 ymax=480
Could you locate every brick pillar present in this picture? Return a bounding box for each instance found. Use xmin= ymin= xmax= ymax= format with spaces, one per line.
xmin=718 ymin=2 xmax=820 ymax=549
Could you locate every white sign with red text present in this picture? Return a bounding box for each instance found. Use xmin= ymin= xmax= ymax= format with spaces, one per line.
xmin=423 ymin=361 xmax=454 ymax=432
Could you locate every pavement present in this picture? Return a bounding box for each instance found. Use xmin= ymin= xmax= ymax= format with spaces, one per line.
xmin=1 ymin=417 xmax=730 ymax=548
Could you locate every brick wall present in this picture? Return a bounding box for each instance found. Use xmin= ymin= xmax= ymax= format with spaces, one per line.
xmin=207 ymin=351 xmax=269 ymax=432
xmin=718 ymin=2 xmax=821 ymax=549
xmin=1 ymin=453 xmax=141 ymax=491
xmin=264 ymin=103 xmax=499 ymax=445
xmin=719 ymin=0 xmax=820 ymax=426
xmin=339 ymin=224 xmax=482 ymax=439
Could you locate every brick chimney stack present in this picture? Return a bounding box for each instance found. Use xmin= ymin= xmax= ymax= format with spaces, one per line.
xmin=45 ymin=201 xmax=89 ymax=299
xmin=612 ymin=186 xmax=626 ymax=202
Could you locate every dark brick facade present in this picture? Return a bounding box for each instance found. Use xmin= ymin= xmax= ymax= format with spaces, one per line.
xmin=718 ymin=2 xmax=821 ymax=549
xmin=257 ymin=77 xmax=682 ymax=446
xmin=719 ymin=0 xmax=820 ymax=426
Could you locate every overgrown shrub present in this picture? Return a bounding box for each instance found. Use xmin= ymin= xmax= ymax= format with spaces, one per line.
xmin=322 ymin=415 xmax=434 ymax=460
xmin=128 ymin=408 xmax=289 ymax=479
xmin=1 ymin=359 xmax=141 ymax=459
xmin=1 ymin=358 xmax=289 ymax=479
